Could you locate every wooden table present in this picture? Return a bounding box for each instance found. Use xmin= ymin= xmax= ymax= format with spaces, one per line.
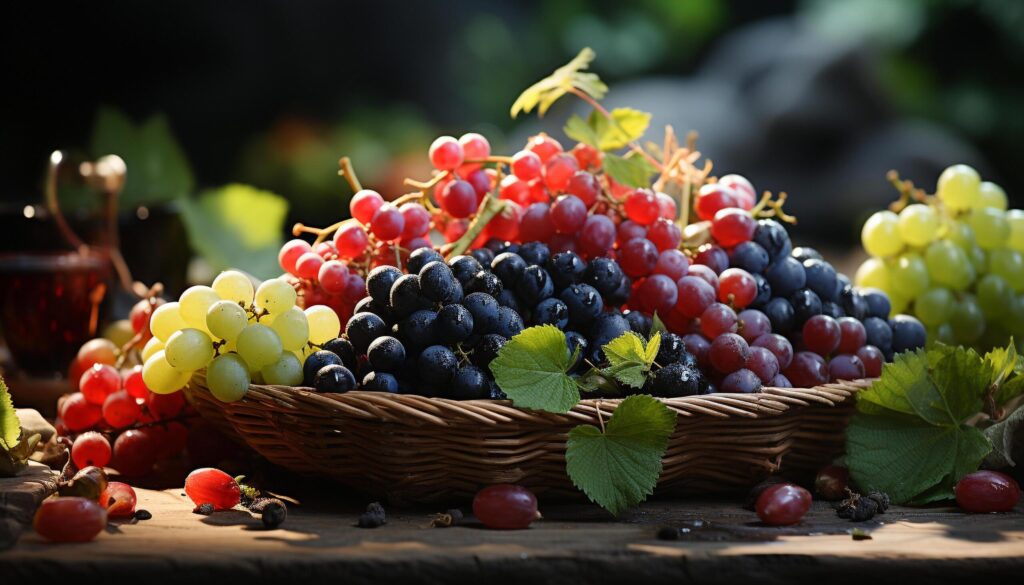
xmin=2 ymin=467 xmax=1022 ymax=585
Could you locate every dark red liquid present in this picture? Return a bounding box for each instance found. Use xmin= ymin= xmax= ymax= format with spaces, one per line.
xmin=0 ymin=252 xmax=111 ymax=375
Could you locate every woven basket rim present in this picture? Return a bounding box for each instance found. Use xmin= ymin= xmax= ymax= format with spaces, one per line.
xmin=189 ymin=371 xmax=872 ymax=427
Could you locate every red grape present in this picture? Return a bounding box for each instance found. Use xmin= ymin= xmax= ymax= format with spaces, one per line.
xmin=527 ymin=178 xmax=549 ymax=202
xmin=157 ymin=421 xmax=189 ymax=460
xmin=828 ymin=354 xmax=865 ymax=381
xmin=465 ymin=169 xmax=493 ymax=201
xmin=675 ymin=276 xmax=716 ymax=318
xmin=566 ymin=171 xmax=600 ymax=206
xmin=617 ymin=220 xmax=647 ymax=246
xmin=429 ymin=136 xmax=464 ymax=170
xmin=318 ymin=260 xmax=350 ymax=295
xmin=543 ymin=153 xmax=579 ymax=192
xmin=333 ymin=223 xmax=370 ymax=259
xmin=746 ymin=346 xmax=780 ymax=383
xmin=511 ymin=150 xmax=542 ymax=181
xmin=719 ymin=268 xmax=757 ymax=308
xmin=711 ymin=208 xmax=756 ymax=247
xmin=499 ymin=175 xmax=530 ymax=204
xmin=457 ymin=132 xmax=490 ymax=175
xmin=472 ymin=484 xmax=539 ymax=529
xmin=129 ymin=299 xmax=163 ymax=339
xmin=112 ymin=429 xmax=157 ymax=476
xmin=403 ymin=236 xmax=431 ymax=251
xmin=444 ymin=218 xmax=469 ymax=242
xmin=314 ymin=241 xmax=337 ymax=259
xmin=756 ymin=483 xmax=811 ymax=526
xmin=687 ymin=264 xmax=720 ymax=289
xmin=440 ymin=180 xmax=478 ymax=218
xmin=656 ymin=192 xmax=677 ymax=220
xmin=103 ymin=390 xmax=141 ymax=428
xmin=753 ymin=333 xmax=794 ymax=369
xmin=101 ymin=481 xmax=138 ymax=518
xmin=294 ymin=252 xmax=324 ymax=280
xmin=349 ymin=189 xmax=385 ymax=225
xmin=278 ymin=239 xmax=313 ymax=275
xmin=548 ymin=233 xmax=579 ymax=254
xmin=185 ymin=467 xmax=242 ymax=510
xmin=147 ymin=389 xmax=186 ymax=420
xmin=709 ymin=332 xmax=749 ymax=373
xmin=526 ymin=133 xmax=563 ymax=163
xmin=571 ymin=142 xmax=601 ymax=170
xmin=61 ymin=393 xmax=102 ymax=431
xmin=771 ymin=374 xmax=792 ymax=387
xmin=624 ymin=189 xmax=660 ymax=225
xmin=80 ymin=364 xmax=120 ymax=406
xmin=77 ymin=338 xmax=118 ymax=369
xmin=719 ymin=174 xmax=756 ymax=209
xmin=579 ymin=214 xmax=615 ymax=259
xmin=802 ymin=315 xmax=841 ymax=356
xmin=519 ymin=202 xmax=555 ymax=243
xmin=550 ymin=194 xmax=588 ymax=234
xmin=342 ymin=273 xmax=366 ymax=304
xmin=721 ymin=368 xmax=762 ymax=393
xmin=784 ymin=351 xmax=829 ymax=387
xmin=738 ymin=309 xmax=771 ymax=342
xmin=955 ymin=471 xmax=1021 ymax=513
xmin=369 ymin=203 xmax=405 ymax=241
xmin=635 ymin=275 xmax=678 ymax=316
xmin=399 ymin=203 xmax=431 ymax=238
xmin=647 ymin=218 xmax=682 ymax=251
xmin=653 ymin=249 xmax=689 ymax=281
xmin=682 ymin=333 xmax=711 ymax=369
xmin=836 ymin=317 xmax=867 ymax=354
xmin=695 ymin=183 xmax=739 ymax=221
xmin=701 ymin=302 xmax=739 ymax=339
xmin=123 ymin=365 xmax=148 ymax=399
xmin=694 ymin=244 xmax=729 ymax=274
xmin=856 ymin=345 xmax=884 ymax=377
xmin=71 ymin=431 xmax=111 ymax=468
xmin=34 ymin=497 xmax=106 ymax=542
xmin=484 ymin=200 xmax=523 ymax=241
xmin=619 ymin=238 xmax=659 ymax=277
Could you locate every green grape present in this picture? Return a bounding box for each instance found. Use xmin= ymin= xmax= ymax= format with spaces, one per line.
xmin=891 ymin=252 xmax=929 ymax=300
xmin=206 ymin=353 xmax=250 ymax=403
xmin=164 ymin=328 xmax=215 ymax=372
xmin=914 ymin=288 xmax=955 ymax=326
xmin=270 ymin=306 xmax=309 ymax=351
xmin=945 ymin=221 xmax=976 ymax=250
xmin=150 ymin=302 xmax=187 ymax=342
xmin=305 ymin=305 xmax=341 ymax=345
xmin=142 ymin=350 xmax=191 ymax=395
xmin=926 ymin=323 xmax=955 ymax=345
xmin=861 ymin=211 xmax=903 ymax=257
xmin=1007 ymin=209 xmax=1024 ymax=253
xmin=989 ymin=248 xmax=1024 ymax=293
xmin=236 ymin=323 xmax=283 ymax=369
xmin=179 ymin=286 xmax=220 ymax=332
xmin=976 ymin=274 xmax=1013 ymax=320
xmin=967 ymin=208 xmax=1010 ymax=250
xmin=967 ymin=246 xmax=985 ymax=278
xmin=950 ymin=294 xmax=985 ymax=343
xmin=206 ymin=300 xmax=248 ymax=341
xmin=141 ymin=337 xmax=164 ymax=362
xmin=255 ymin=278 xmax=297 ymax=317
xmin=888 ymin=291 xmax=910 ymax=316
xmin=261 ymin=352 xmax=303 ymax=386
xmin=923 ymin=240 xmax=972 ymax=291
xmin=897 ymin=204 xmax=938 ymax=246
xmin=937 ymin=164 xmax=981 ymax=211
xmin=975 ymin=182 xmax=1007 ymax=211
xmin=212 ymin=270 xmax=255 ymax=305
xmin=855 ymin=258 xmax=892 ymax=291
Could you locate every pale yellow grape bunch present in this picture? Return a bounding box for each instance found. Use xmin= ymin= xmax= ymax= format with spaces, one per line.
xmin=856 ymin=164 xmax=1024 ymax=348
xmin=139 ymin=269 xmax=340 ymax=403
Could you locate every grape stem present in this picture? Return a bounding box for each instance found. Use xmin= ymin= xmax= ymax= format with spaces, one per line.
xmin=337 ymin=157 xmax=363 ymax=192
xmin=404 ymin=170 xmax=451 ymax=191
xmin=886 ymin=170 xmax=930 ymax=212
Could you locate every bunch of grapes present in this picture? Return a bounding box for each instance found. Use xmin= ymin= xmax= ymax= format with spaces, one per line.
xmin=138 ymin=270 xmax=342 ymax=403
xmin=299 ymin=241 xmax=711 ymax=398
xmin=858 ymin=164 xmax=1024 ymax=349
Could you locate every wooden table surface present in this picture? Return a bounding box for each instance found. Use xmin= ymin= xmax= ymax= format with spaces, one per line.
xmin=2 ymin=466 xmax=1023 ymax=585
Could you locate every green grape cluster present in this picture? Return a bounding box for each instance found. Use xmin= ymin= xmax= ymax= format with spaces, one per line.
xmin=140 ymin=270 xmax=341 ymax=403
xmin=857 ymin=164 xmax=1024 ymax=348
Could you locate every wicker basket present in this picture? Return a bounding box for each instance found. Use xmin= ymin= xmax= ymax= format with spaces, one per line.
xmin=184 ymin=374 xmax=867 ymax=504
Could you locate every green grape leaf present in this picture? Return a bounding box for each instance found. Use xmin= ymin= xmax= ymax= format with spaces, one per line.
xmin=602 ymin=332 xmax=660 ymax=388
xmin=490 ymin=325 xmax=579 ymax=413
xmin=565 ymin=394 xmax=677 ymax=515
xmin=847 ymin=347 xmax=993 ymax=504
xmin=91 ymin=107 xmax=195 ymax=209
xmin=602 ymin=153 xmax=659 ymax=188
xmin=983 ymin=402 xmax=1024 ymax=468
xmin=179 ymin=184 xmax=289 ymax=280
xmin=510 ymin=48 xmax=608 ymax=119
xmin=0 ymin=377 xmax=19 ymax=449
xmin=985 ymin=338 xmax=1024 ymax=405
xmin=563 ymin=108 xmax=652 ymax=151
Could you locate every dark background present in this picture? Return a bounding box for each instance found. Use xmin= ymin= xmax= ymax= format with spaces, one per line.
xmin=2 ymin=0 xmax=1023 ymax=249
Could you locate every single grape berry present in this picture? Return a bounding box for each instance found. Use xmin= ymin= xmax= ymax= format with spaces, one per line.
xmin=419 ymin=345 xmax=459 ymax=387
xmin=71 ymin=431 xmax=112 ymax=469
xmin=436 ymin=303 xmax=475 ymax=344
xmin=473 ymin=484 xmax=540 ymax=529
xmin=184 ymin=468 xmax=241 ymax=510
xmin=451 ymin=366 xmax=491 ymax=400
xmin=406 ymin=248 xmax=445 ymax=276
xmin=322 ymin=339 xmax=356 ymax=370
xmin=345 ymin=312 xmax=388 ymax=355
xmin=756 ymin=483 xmax=812 ymax=526
xmin=471 ymin=334 xmax=507 ymax=369
xmin=649 ymin=362 xmax=703 ymax=397
xmin=366 ymin=336 xmax=406 ymax=373
xmin=955 ymin=471 xmax=1021 ymax=513
xmin=721 ymin=368 xmax=762 ymax=393
xmin=420 ymin=261 xmax=461 ymax=303
xmin=314 ymin=364 xmax=357 ymax=393
xmin=709 ymin=333 xmax=749 ymax=373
